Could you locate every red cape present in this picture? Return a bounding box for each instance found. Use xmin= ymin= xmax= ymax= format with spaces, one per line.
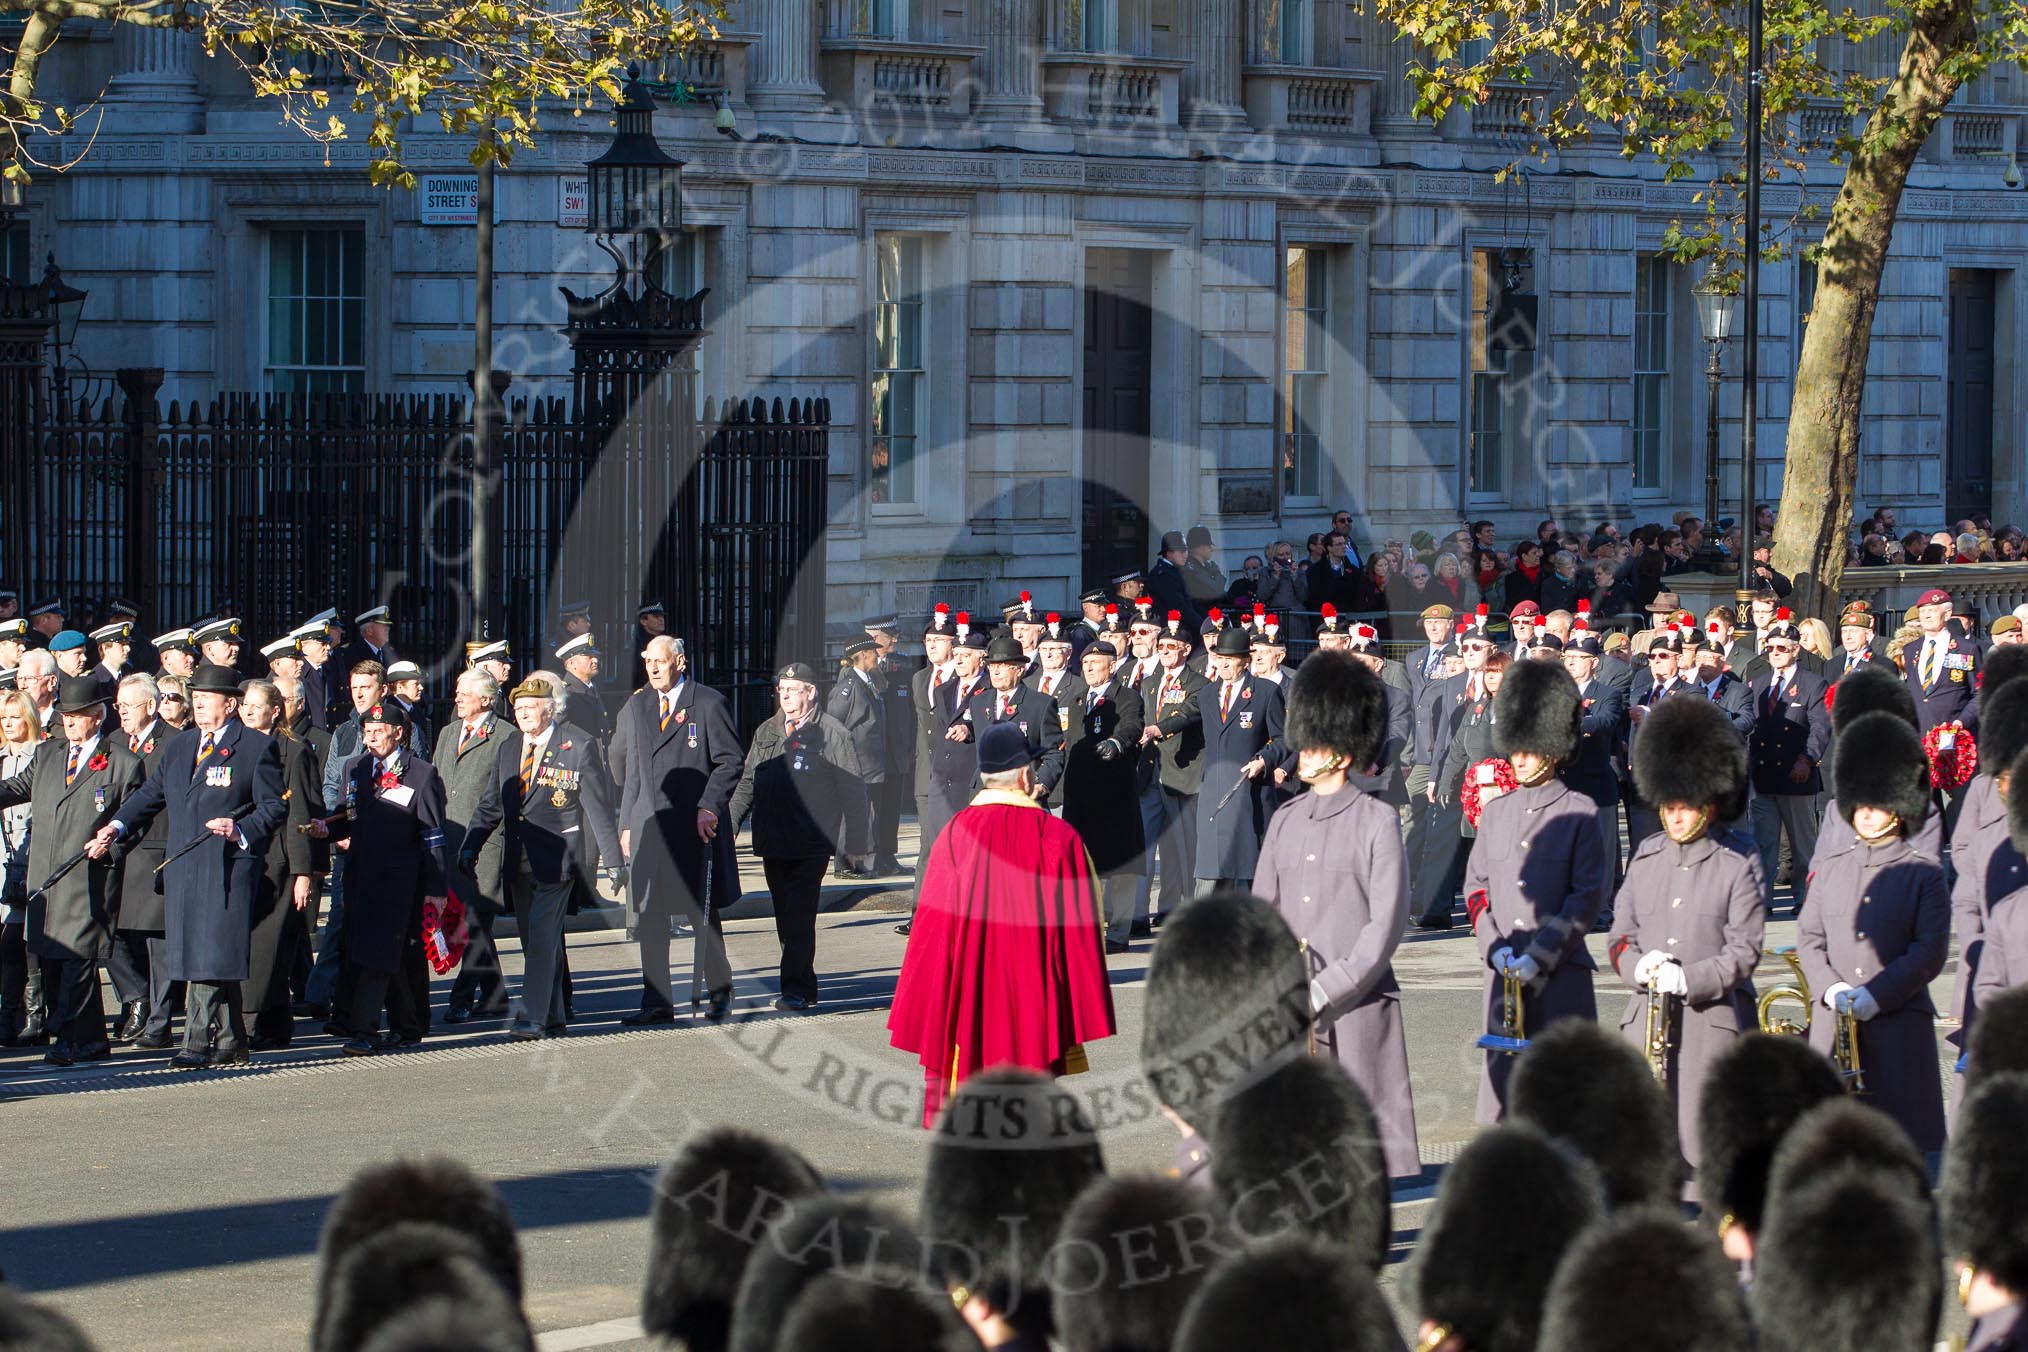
xmin=887 ymin=791 xmax=1117 ymax=1125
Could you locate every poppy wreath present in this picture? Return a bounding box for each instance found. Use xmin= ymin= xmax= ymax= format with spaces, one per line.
xmin=421 ymin=893 xmax=470 ymax=975
xmin=1462 ymin=757 xmax=1519 ymax=829
xmin=1922 ymin=721 xmax=1977 ymax=792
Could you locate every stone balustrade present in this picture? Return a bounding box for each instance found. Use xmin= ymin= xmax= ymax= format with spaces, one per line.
xmin=819 ymin=38 xmax=986 ymax=114
xmin=1241 ymin=63 xmax=1378 ymax=135
xmin=1039 ymin=51 xmax=1186 ymax=125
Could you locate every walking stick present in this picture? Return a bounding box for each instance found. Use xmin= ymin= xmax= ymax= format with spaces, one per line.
xmin=690 ymin=849 xmax=711 ymax=1012
xmin=156 ymin=804 xmax=256 ymax=873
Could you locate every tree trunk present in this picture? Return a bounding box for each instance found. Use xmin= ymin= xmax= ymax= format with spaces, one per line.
xmin=1 ymin=7 xmax=64 ymax=176
xmin=1771 ymin=0 xmax=1977 ymax=620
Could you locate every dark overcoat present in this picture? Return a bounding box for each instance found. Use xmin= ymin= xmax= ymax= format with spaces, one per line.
xmin=609 ymin=683 xmax=743 ymax=915
xmin=0 ymin=735 xmax=145 ymax=959
xmin=1903 ymin=626 xmax=1981 ymax=734
xmin=1797 ymin=834 xmax=1949 ymax=1153
xmin=1605 ymin=829 xmax=1765 ymax=1169
xmin=1058 ymin=677 xmax=1145 ymax=876
xmin=249 ymin=728 xmax=324 ymax=1001
xmin=327 ymin=751 xmax=449 ymax=973
xmin=112 ymin=720 xmax=172 ymax=934
xmin=1254 ymin=783 xmax=1420 ymax=1177
xmin=1465 ymin=778 xmax=1608 ymax=1122
xmin=922 ymin=670 xmax=988 ymax=850
xmin=464 ymin=721 xmax=622 ymax=886
xmin=1192 ymin=674 xmax=1288 ymax=882
xmin=825 ymin=668 xmax=886 ymax=787
xmin=116 ymin=719 xmax=286 ymax=982
xmin=958 ymin=683 xmax=1067 ymax=794
xmin=1136 ymin=661 xmax=1208 ymax=796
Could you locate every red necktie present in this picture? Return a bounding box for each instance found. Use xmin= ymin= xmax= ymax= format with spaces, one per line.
xmin=1220 ymin=684 xmax=1236 ymax=720
xmin=998 ymin=695 xmax=1012 ymax=721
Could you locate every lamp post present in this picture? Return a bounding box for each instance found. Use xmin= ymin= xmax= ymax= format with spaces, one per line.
xmin=584 ymin=62 xmax=687 ymax=295
xmin=1738 ymin=0 xmax=1764 ymax=611
xmin=1693 ymin=265 xmax=1740 ymax=543
xmin=40 ymin=253 xmax=86 ymax=411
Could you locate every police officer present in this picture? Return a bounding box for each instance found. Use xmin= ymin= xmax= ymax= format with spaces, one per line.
xmin=556 ymin=634 xmax=611 ymax=743
xmin=462 ymin=677 xmax=620 ymax=1040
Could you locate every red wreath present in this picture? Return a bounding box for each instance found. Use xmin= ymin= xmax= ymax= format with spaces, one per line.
xmin=421 ymin=892 xmax=470 ymax=975
xmin=1923 ymin=721 xmax=1977 ymax=791
xmin=1462 ymin=757 xmax=1518 ymax=829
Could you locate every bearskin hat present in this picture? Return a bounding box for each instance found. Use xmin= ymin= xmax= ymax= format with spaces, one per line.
xmin=1694 ymin=1033 xmax=1843 ymax=1237
xmin=774 ymin=1270 xmax=975 ymax=1352
xmin=1829 ymin=663 xmax=1916 ymax=731
xmin=1765 ymin=1098 xmax=1930 ymax=1209
xmin=315 ymin=1222 xmax=528 ymax=1352
xmin=641 ymin=1129 xmax=826 ymax=1351
xmin=1507 ymin=1020 xmax=1682 ymax=1210
xmin=1832 ymin=711 xmax=1932 ymax=828
xmin=921 ymin=1067 xmax=1106 ymax=1340
xmin=728 ymin=1197 xmax=924 ymax=1352
xmin=1983 ymin=682 xmax=2028 ymax=779
xmin=1632 ymin=694 xmax=1748 ymax=818
xmin=315 ymin=1159 xmax=523 ymax=1312
xmin=1969 ymin=982 xmax=2028 ymax=1084
xmin=1944 ymin=1072 xmax=2028 ymax=1299
xmin=1284 ymin=649 xmax=1387 ymax=769
xmin=354 ymin=1288 xmax=534 ymax=1352
xmin=1410 ymin=1125 xmax=1603 ymax=1352
xmin=2009 ymin=746 xmax=2028 ymax=860
xmin=1207 ymin=1057 xmax=1389 ymax=1270
xmin=1141 ymin=890 xmax=1308 ymax=1130
xmin=1982 ymin=642 xmax=2028 ymax=701
xmin=1491 ymin=658 xmax=1581 ymax=761
xmin=1172 ymin=1234 xmax=1400 ymax=1352
xmin=1053 ymin=1175 xmax=1233 ymax=1352
xmin=0 ymin=1283 xmax=97 ymax=1352
xmin=1536 ymin=1208 xmax=1752 ymax=1352
xmin=1752 ymin=1164 xmax=1941 ymax=1352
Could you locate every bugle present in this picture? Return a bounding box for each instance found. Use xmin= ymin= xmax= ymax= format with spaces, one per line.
xmin=1756 ymin=946 xmax=1812 ymax=1036
xmin=1834 ymin=1005 xmax=1867 ymax=1093
xmin=1477 ymin=967 xmax=1529 ymax=1055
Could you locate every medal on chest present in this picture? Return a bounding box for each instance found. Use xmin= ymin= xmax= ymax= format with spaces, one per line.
xmin=205 ymin=765 xmax=232 ymax=788
xmin=551 ymin=787 xmax=570 ymax=808
xmin=94 ymin=787 xmax=107 ymax=811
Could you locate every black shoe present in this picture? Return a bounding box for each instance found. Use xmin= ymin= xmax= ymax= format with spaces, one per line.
xmin=134 ymin=1031 xmax=174 ymax=1050
xmin=340 ymin=1038 xmax=376 ymax=1057
xmin=1412 ymin=918 xmax=1453 ymax=931
xmin=444 ymin=1006 xmax=473 ymax=1024
xmin=43 ymin=1039 xmax=74 ymax=1066
xmin=1128 ymin=918 xmax=1153 ymax=938
xmin=249 ymin=1035 xmax=291 ymax=1051
xmin=893 ymin=921 xmax=912 ymax=936
xmin=705 ymin=988 xmax=733 ymax=1022
xmin=772 ymin=995 xmax=814 ymax=1013
xmin=212 ymin=1045 xmax=253 ymax=1069
xmin=872 ymin=857 xmax=905 ymax=877
xmin=1148 ymin=912 xmax=1168 ymax=931
xmin=73 ymin=1041 xmax=111 ymax=1062
xmin=1105 ymin=939 xmax=1131 ymax=955
xmin=508 ymin=1023 xmax=545 ymax=1042
xmin=622 ymin=1006 xmax=677 ymax=1026
xmin=169 ymin=1049 xmax=211 ymax=1071
xmin=113 ymin=1003 xmax=143 ymax=1043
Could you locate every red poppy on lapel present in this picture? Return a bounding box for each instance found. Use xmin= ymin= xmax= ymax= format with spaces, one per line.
xmin=142 ymin=741 xmax=154 ymax=754
xmin=674 ymin=710 xmax=687 ymax=726
xmin=1241 ymin=685 xmax=1252 ymax=701
xmin=559 ymin=741 xmax=572 ymax=753
xmin=87 ymin=753 xmax=109 ymax=773
xmin=215 ymin=744 xmax=232 ymax=761
xmin=378 ymin=769 xmax=402 ymax=792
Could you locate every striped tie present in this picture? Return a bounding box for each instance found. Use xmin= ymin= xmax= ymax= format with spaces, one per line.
xmin=129 ymin=734 xmax=141 ymax=753
xmin=1921 ymin=640 xmax=1941 ymax=692
xmin=65 ymin=742 xmax=80 ymax=786
xmin=196 ymin=732 xmax=215 ymax=765
xmin=660 ymin=694 xmax=674 ymax=732
xmin=519 ymin=739 xmax=537 ymax=794
xmin=458 ymin=722 xmax=474 ymax=756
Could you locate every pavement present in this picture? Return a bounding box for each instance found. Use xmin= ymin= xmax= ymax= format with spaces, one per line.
xmin=0 ymin=822 xmax=1974 ymax=1349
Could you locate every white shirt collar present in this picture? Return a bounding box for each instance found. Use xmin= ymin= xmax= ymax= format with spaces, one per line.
xmin=68 ymin=730 xmax=100 ymax=761
xmin=525 ymin=724 xmax=556 ymax=755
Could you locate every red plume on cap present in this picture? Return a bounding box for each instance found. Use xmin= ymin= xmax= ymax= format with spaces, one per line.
xmin=1253 ymin=602 xmax=1266 ymax=616
xmin=1104 ymin=602 xmax=1118 ymax=616
xmin=1321 ymin=603 xmax=1338 ymax=619
xmin=1208 ymin=607 xmax=1223 ymax=625
xmin=1354 ymin=623 xmax=1376 ymax=642
xmin=1454 ymin=617 xmax=1469 ymax=634
xmin=956 ymin=611 xmax=971 ymax=638
xmin=1576 ymin=599 xmax=1591 ymax=614
xmin=1573 ymin=615 xmax=1590 ymax=633
xmin=1474 ymin=603 xmax=1489 ymax=631
xmin=1265 ymin=614 xmax=1280 ymax=637
xmin=1020 ymin=590 xmax=1031 ymax=602
xmin=1167 ymin=609 xmax=1182 ymax=622
xmin=1707 ymin=619 xmax=1722 ymax=633
xmin=934 ymin=602 xmax=949 ymax=614
xmin=1046 ymin=612 xmax=1061 ymax=625
xmin=1775 ymin=606 xmax=1792 ymax=622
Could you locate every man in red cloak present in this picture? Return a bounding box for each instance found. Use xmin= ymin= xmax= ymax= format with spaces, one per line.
xmin=888 ymin=721 xmax=1117 ymax=1127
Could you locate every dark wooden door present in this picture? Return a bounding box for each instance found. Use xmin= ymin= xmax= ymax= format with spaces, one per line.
xmin=1947 ymin=268 xmax=1997 ymax=523
xmin=1082 ymin=248 xmax=1153 ymax=587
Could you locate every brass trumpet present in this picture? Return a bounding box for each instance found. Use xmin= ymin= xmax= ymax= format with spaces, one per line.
xmin=1834 ymin=1005 xmax=1867 ymax=1093
xmin=1644 ymin=975 xmax=1673 ymax=1084
xmin=1477 ymin=967 xmax=1529 ymax=1055
xmin=1757 ymin=946 xmax=1813 ymax=1036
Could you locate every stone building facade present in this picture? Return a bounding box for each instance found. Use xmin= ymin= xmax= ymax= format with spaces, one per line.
xmin=17 ymin=0 xmax=2028 ymax=622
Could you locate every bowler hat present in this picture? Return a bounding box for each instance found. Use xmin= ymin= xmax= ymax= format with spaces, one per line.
xmin=977 ymin=722 xmax=1034 ymax=775
xmin=1212 ymin=627 xmax=1251 ymax=658
xmin=54 ymin=676 xmax=106 ymax=715
xmin=984 ymin=634 xmax=1026 ymax=665
xmin=188 ymin=663 xmax=244 ymax=696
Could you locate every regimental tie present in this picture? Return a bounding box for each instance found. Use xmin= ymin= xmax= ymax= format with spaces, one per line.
xmin=520 ymin=739 xmax=537 ymax=794
xmin=998 ymin=693 xmax=1014 ymax=722
xmin=459 ymin=720 xmax=479 ymax=755
xmin=196 ymin=732 xmax=215 ymax=765
xmin=660 ymin=692 xmax=675 ymax=732
xmin=1220 ymin=683 xmax=1236 ymax=721
xmin=128 ymin=734 xmax=141 ymax=754
xmin=1921 ymin=639 xmax=1942 ymax=692
xmin=65 ymin=742 xmax=81 ymax=786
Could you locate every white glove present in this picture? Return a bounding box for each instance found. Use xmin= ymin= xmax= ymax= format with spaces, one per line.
xmin=1309 ymin=979 xmax=1331 ymax=1018
xmin=1847 ymin=986 xmax=1880 ymax=1022
xmin=1490 ymin=945 xmax=1516 ymax=975
xmin=1633 ymin=950 xmax=1669 ymax=986
xmin=1510 ymin=953 xmax=1541 ymax=985
xmin=1654 ymin=962 xmax=1689 ymax=997
xmin=1822 ymin=981 xmax=1854 ymax=1012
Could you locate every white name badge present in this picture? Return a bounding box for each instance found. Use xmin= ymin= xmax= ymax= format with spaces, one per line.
xmin=1476 ymin=764 xmax=1497 ymax=786
xmin=382 ymin=784 xmax=416 ymax=809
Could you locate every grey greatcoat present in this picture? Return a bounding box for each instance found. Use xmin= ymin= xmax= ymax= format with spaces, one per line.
xmin=1949 ymin=775 xmax=2015 ymax=1054
xmin=0 ymin=737 xmax=147 ymax=959
xmin=1798 ymin=835 xmax=1949 ymax=1153
xmin=1192 ymin=674 xmax=1289 ymax=884
xmin=1465 ymin=778 xmax=1609 ymax=1123
xmin=1605 ymin=829 xmax=1765 ymax=1170
xmin=114 ymin=720 xmax=288 ymax=982
xmin=432 ymin=716 xmax=509 ymax=912
xmin=1254 ymin=784 xmax=1421 ymax=1178
xmin=1969 ymin=841 xmax=2028 ymax=1035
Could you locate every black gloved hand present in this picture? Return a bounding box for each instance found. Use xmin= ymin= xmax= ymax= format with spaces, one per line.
xmin=1096 ymin=738 xmax=1121 ymax=762
xmin=458 ymin=850 xmax=478 ymax=876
